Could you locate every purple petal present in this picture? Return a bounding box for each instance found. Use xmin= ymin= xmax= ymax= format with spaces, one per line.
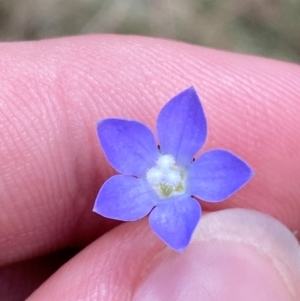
xmin=189 ymin=149 xmax=254 ymax=202
xmin=93 ymin=175 xmax=158 ymax=221
xmin=156 ymin=87 xmax=207 ymax=167
xmin=98 ymin=119 xmax=158 ymax=176
xmin=149 ymin=196 xmax=201 ymax=252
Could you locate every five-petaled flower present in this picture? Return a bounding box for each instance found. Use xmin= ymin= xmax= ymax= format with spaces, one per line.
xmin=93 ymin=87 xmax=254 ymax=252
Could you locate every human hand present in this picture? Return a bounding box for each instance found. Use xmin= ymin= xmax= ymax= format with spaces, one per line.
xmin=1 ymin=35 xmax=300 ymax=300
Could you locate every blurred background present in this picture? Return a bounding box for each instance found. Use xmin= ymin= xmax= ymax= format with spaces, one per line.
xmin=0 ymin=0 xmax=300 ymax=62
xmin=0 ymin=0 xmax=300 ymax=61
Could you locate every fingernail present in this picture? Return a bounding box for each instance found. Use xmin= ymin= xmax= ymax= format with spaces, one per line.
xmin=133 ymin=209 xmax=300 ymax=301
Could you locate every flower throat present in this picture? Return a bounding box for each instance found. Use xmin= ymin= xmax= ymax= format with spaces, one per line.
xmin=146 ymin=154 xmax=186 ymax=198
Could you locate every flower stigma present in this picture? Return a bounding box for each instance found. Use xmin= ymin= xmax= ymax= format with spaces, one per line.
xmin=146 ymin=154 xmax=186 ymax=198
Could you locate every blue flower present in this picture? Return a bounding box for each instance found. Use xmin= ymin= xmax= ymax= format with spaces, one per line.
xmin=93 ymin=87 xmax=254 ymax=252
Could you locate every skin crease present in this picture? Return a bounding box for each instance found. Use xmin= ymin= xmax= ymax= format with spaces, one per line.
xmin=0 ymin=35 xmax=300 ymax=300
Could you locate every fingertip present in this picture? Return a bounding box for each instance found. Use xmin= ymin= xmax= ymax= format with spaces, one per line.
xmin=1 ymin=35 xmax=300 ymax=264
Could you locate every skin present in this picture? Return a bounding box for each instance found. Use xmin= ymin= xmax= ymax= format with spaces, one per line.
xmin=0 ymin=35 xmax=300 ymax=300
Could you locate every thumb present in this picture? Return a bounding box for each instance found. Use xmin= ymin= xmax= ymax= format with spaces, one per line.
xmin=28 ymin=209 xmax=300 ymax=301
xmin=134 ymin=209 xmax=300 ymax=301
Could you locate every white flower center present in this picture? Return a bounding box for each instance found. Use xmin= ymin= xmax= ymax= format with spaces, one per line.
xmin=146 ymin=154 xmax=186 ymax=198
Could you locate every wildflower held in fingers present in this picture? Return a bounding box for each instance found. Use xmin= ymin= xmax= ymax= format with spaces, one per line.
xmin=93 ymin=87 xmax=254 ymax=252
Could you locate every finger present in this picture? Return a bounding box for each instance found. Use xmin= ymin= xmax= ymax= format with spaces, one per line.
xmin=27 ymin=209 xmax=300 ymax=301
xmin=1 ymin=35 xmax=300 ymax=265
